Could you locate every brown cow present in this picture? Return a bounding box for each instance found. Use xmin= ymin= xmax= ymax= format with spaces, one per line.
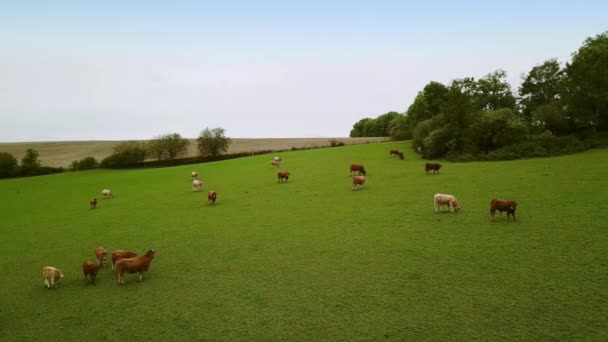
xmin=278 ymin=171 xmax=290 ymax=183
xmin=115 ymin=250 xmax=156 ymax=285
xmin=83 ymin=261 xmax=101 ymax=285
xmin=352 ymin=176 xmax=366 ymax=191
xmin=490 ymin=199 xmax=517 ymax=222
xmin=350 ymin=164 xmax=367 ymax=176
xmin=111 ymin=250 xmax=137 ymax=271
xmin=42 ymin=266 xmax=64 ymax=289
xmin=389 ymin=150 xmax=405 ymax=160
xmin=425 ymin=163 xmax=442 ymax=174
xmin=208 ymin=190 xmax=217 ymax=205
xmin=95 ymin=247 xmax=108 ymax=267
xmin=90 ymin=198 xmax=98 ymax=209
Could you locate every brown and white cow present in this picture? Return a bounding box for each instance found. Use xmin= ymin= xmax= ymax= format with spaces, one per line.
xmin=83 ymin=261 xmax=101 ymax=285
xmin=115 ymin=250 xmax=156 ymax=285
xmin=90 ymin=198 xmax=98 ymax=209
xmin=389 ymin=150 xmax=405 ymax=160
xmin=270 ymin=160 xmax=281 ymax=168
xmin=192 ymin=179 xmax=203 ymax=192
xmin=352 ymin=176 xmax=366 ymax=191
xmin=102 ymin=189 xmax=113 ymax=198
xmin=425 ymin=163 xmax=442 ymax=174
xmin=111 ymin=250 xmax=138 ymax=271
xmin=350 ymin=164 xmax=367 ymax=176
xmin=95 ymin=247 xmax=108 ymax=267
xmin=191 ymin=171 xmax=199 ymax=179
xmin=208 ymin=191 xmax=217 ymax=205
xmin=42 ymin=266 xmax=64 ymax=289
xmin=490 ymin=199 xmax=517 ymax=222
xmin=278 ymin=171 xmax=290 ymax=183
xmin=434 ymin=194 xmax=461 ymax=213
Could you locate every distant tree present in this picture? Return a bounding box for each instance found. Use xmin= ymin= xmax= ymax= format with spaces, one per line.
xmin=350 ymin=118 xmax=374 ymax=137
xmin=565 ymin=31 xmax=608 ymax=131
xmin=196 ymin=128 xmax=231 ymax=157
xmin=100 ymin=141 xmax=147 ymax=168
xmin=21 ymin=148 xmax=41 ymax=173
xmin=389 ymin=114 xmax=411 ymax=140
xmin=147 ymin=133 xmax=190 ymax=161
xmin=519 ymin=59 xmax=566 ymax=125
xmin=475 ymin=70 xmax=517 ymax=111
xmin=0 ymin=152 xmax=18 ymax=178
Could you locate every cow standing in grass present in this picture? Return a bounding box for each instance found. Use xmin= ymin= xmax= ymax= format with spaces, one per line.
xmin=425 ymin=163 xmax=441 ymax=174
xmin=434 ymin=194 xmax=461 ymax=213
xmin=42 ymin=266 xmax=64 ymax=289
xmin=82 ymin=261 xmax=100 ymax=285
xmin=352 ymin=176 xmax=366 ymax=191
xmin=95 ymin=247 xmax=108 ymax=267
xmin=89 ymin=198 xmax=97 ymax=209
xmin=115 ymin=250 xmax=156 ymax=285
xmin=350 ymin=164 xmax=367 ymax=176
xmin=490 ymin=199 xmax=517 ymax=222
xmin=102 ymin=189 xmax=113 ymax=198
xmin=192 ymin=179 xmax=202 ymax=192
xmin=208 ymin=191 xmax=217 ymax=205
xmin=111 ymin=250 xmax=137 ymax=271
xmin=192 ymin=171 xmax=199 ymax=179
xmin=278 ymin=171 xmax=290 ymax=183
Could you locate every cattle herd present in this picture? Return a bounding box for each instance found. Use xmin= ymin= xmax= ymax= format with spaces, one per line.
xmin=45 ymin=150 xmax=517 ymax=290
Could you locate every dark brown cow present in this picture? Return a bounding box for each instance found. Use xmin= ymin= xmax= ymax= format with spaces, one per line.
xmin=278 ymin=171 xmax=290 ymax=183
xmin=208 ymin=191 xmax=217 ymax=205
xmin=350 ymin=164 xmax=367 ymax=176
xmin=425 ymin=163 xmax=442 ymax=174
xmin=82 ymin=261 xmax=101 ymax=285
xmin=389 ymin=150 xmax=405 ymax=160
xmin=115 ymin=250 xmax=156 ymax=285
xmin=90 ymin=198 xmax=97 ymax=209
xmin=111 ymin=250 xmax=137 ymax=271
xmin=352 ymin=176 xmax=366 ymax=191
xmin=490 ymin=199 xmax=517 ymax=222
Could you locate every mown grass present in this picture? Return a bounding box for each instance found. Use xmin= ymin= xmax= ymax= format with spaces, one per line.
xmin=0 ymin=141 xmax=606 ymax=341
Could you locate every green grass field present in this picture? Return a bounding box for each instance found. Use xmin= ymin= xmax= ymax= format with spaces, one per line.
xmin=1 ymin=141 xmax=606 ymax=341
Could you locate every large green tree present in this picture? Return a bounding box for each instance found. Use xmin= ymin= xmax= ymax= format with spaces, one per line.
xmin=565 ymin=31 xmax=608 ymax=131
xmin=519 ymin=59 xmax=566 ymax=125
xmin=0 ymin=152 xmax=18 ymax=178
xmin=406 ymin=81 xmax=448 ymax=127
xmin=21 ymin=148 xmax=41 ymax=172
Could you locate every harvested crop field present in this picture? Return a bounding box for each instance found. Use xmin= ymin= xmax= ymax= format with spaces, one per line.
xmin=0 ymin=137 xmax=388 ymax=168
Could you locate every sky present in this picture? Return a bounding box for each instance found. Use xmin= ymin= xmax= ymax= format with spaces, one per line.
xmin=0 ymin=1 xmax=606 ymax=142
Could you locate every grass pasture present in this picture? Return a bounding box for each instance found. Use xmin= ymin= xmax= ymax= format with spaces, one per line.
xmin=0 ymin=141 xmax=607 ymax=341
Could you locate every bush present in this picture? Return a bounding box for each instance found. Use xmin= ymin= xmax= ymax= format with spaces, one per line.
xmin=0 ymin=152 xmax=18 ymax=178
xmin=328 ymin=139 xmax=345 ymax=147
xmin=72 ymin=156 xmax=98 ymax=171
xmin=196 ymin=127 xmax=231 ymax=157
xmin=100 ymin=141 xmax=146 ymax=168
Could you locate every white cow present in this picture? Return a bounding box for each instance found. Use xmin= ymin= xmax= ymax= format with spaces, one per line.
xmin=191 ymin=171 xmax=198 ymax=179
xmin=192 ymin=179 xmax=202 ymax=192
xmin=102 ymin=189 xmax=113 ymax=198
xmin=434 ymin=194 xmax=460 ymax=213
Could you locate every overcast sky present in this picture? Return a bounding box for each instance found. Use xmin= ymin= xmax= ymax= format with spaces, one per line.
xmin=1 ymin=1 xmax=606 ymax=142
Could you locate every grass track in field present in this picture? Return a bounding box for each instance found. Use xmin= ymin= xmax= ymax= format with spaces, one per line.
xmin=0 ymin=141 xmax=606 ymax=341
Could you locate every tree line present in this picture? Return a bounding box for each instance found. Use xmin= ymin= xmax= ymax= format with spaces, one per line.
xmin=0 ymin=127 xmax=231 ymax=177
xmin=350 ymin=31 xmax=608 ymax=160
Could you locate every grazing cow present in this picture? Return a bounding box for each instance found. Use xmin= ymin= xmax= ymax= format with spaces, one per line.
xmin=490 ymin=199 xmax=517 ymax=222
xmin=115 ymin=250 xmax=156 ymax=285
xmin=90 ymin=198 xmax=98 ymax=209
xmin=425 ymin=163 xmax=442 ymax=174
xmin=273 ymin=156 xmax=282 ymax=162
xmin=192 ymin=179 xmax=202 ymax=192
xmin=42 ymin=266 xmax=64 ymax=289
xmin=390 ymin=150 xmax=405 ymax=160
xmin=278 ymin=171 xmax=290 ymax=183
xmin=111 ymin=250 xmax=137 ymax=271
xmin=102 ymin=189 xmax=113 ymax=198
xmin=192 ymin=171 xmax=198 ymax=179
xmin=95 ymin=247 xmax=108 ymax=267
xmin=350 ymin=164 xmax=367 ymax=176
xmin=352 ymin=176 xmax=366 ymax=191
xmin=208 ymin=191 xmax=217 ymax=205
xmin=434 ymin=194 xmax=461 ymax=213
xmin=270 ymin=160 xmax=280 ymax=168
xmin=82 ymin=261 xmax=100 ymax=285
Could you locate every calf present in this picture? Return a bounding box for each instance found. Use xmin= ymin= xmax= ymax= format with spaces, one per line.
xmin=352 ymin=176 xmax=366 ymax=191
xmin=270 ymin=160 xmax=280 ymax=168
xmin=90 ymin=198 xmax=98 ymax=209
xmin=83 ymin=261 xmax=100 ymax=285
xmin=111 ymin=250 xmax=137 ymax=271
xmin=115 ymin=250 xmax=156 ymax=285
xmin=273 ymin=156 xmax=282 ymax=162
xmin=102 ymin=189 xmax=113 ymax=198
xmin=350 ymin=164 xmax=367 ymax=176
xmin=42 ymin=266 xmax=64 ymax=289
xmin=490 ymin=199 xmax=517 ymax=222
xmin=425 ymin=163 xmax=442 ymax=174
xmin=192 ymin=179 xmax=203 ymax=192
xmin=278 ymin=171 xmax=290 ymax=183
xmin=95 ymin=247 xmax=108 ymax=267
xmin=434 ymin=194 xmax=461 ymax=213
xmin=208 ymin=191 xmax=217 ymax=205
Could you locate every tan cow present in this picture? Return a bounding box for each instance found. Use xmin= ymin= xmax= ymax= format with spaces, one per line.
xmin=42 ymin=266 xmax=64 ymax=289
xmin=192 ymin=179 xmax=202 ymax=192
xmin=434 ymin=194 xmax=461 ymax=213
